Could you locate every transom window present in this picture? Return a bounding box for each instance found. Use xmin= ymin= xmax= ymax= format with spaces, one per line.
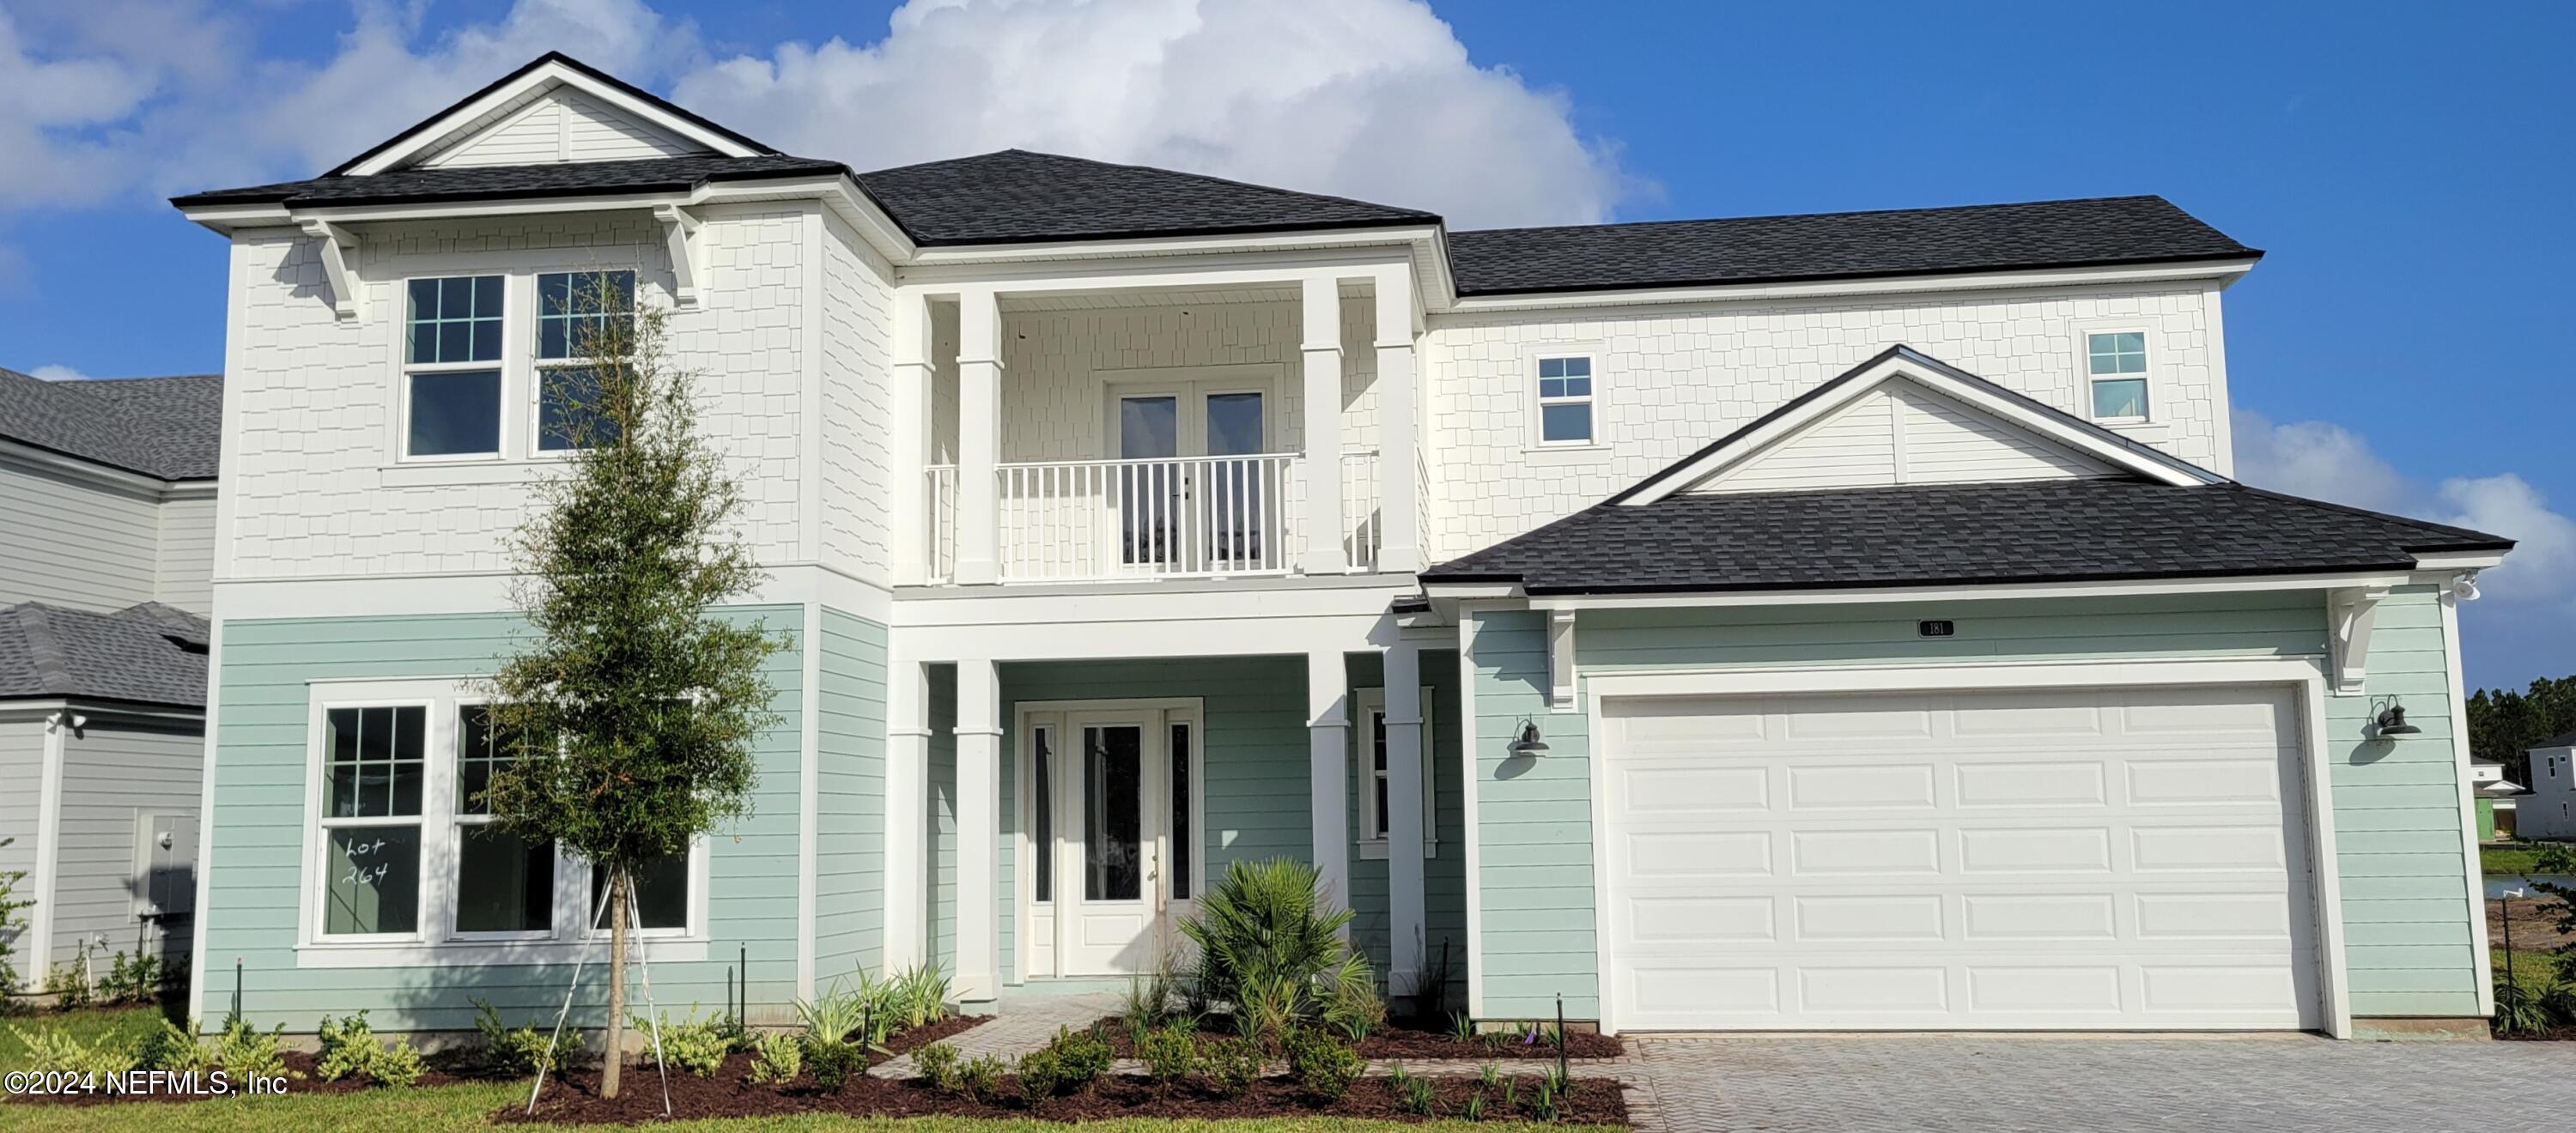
xmin=2085 ymin=331 xmax=2150 ymax=421
xmin=1356 ymin=688 xmax=1437 ymax=857
xmin=402 ymin=276 xmax=504 ymax=458
xmin=1536 ymin=355 xmax=1595 ymax=445
xmin=307 ymin=682 xmax=702 ymax=948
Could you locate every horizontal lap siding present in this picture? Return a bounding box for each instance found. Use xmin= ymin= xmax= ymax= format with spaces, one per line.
xmin=815 ymin=609 xmax=887 ymax=984
xmin=1345 ymin=652 xmax=1470 ymax=1006
xmin=53 ymin=721 xmax=204 ymax=967
xmin=204 ymin=607 xmax=805 ymax=1033
xmin=1469 ymin=591 xmax=2481 ymax=1022
xmin=0 ymin=462 xmax=160 ymax=611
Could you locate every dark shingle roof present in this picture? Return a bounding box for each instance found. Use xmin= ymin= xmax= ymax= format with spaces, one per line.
xmin=0 ymin=368 xmax=223 ymax=480
xmin=851 ymin=149 xmax=1437 ymax=245
xmin=169 ymin=154 xmax=845 ymax=209
xmin=1421 ymin=481 xmax=2511 ymax=596
xmin=2537 ymin=729 xmax=2576 ymax=750
xmin=0 ymin=602 xmax=209 ymax=709
xmin=1446 ymin=196 xmax=2259 ymax=296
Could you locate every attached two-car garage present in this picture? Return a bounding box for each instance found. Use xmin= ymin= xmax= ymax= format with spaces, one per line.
xmin=1595 ymin=681 xmax=2325 ymax=1033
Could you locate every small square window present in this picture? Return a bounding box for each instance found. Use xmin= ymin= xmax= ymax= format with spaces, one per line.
xmin=2083 ymin=331 xmax=2151 ymax=420
xmin=1534 ymin=354 xmax=1595 ymax=445
xmin=405 ymin=370 xmax=501 ymax=457
xmin=406 ymin=276 xmax=504 ymax=366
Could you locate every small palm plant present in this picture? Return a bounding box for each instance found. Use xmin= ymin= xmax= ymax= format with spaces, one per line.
xmin=1178 ymin=857 xmax=1382 ymax=1044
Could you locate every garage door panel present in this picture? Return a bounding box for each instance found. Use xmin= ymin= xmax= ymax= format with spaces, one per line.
xmin=1601 ymin=684 xmax=2318 ymax=1032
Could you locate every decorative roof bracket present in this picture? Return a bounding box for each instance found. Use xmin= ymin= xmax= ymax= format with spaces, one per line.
xmin=655 ymin=203 xmax=702 ymax=306
xmin=299 ymin=219 xmax=361 ymax=319
xmin=2328 ymin=585 xmax=2390 ymax=696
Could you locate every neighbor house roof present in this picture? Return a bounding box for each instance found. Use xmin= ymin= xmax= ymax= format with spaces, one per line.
xmin=0 ymin=367 xmax=224 ymax=480
xmin=1419 ymin=481 xmax=2512 ymax=596
xmin=0 ymin=602 xmax=210 ymax=710
xmin=1444 ymin=196 xmax=2259 ymax=296
xmin=2537 ymin=729 xmax=2576 ymax=750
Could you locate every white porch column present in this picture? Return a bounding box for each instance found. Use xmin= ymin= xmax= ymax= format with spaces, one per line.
xmin=1300 ymin=274 xmax=1348 ymax=575
xmin=1372 ymin=269 xmax=1422 ymax=573
xmin=953 ymin=657 xmax=1002 ymax=1001
xmin=1307 ymin=649 xmax=1352 ymax=936
xmin=955 ymin=288 xmax=1004 ymax=585
xmin=882 ymin=652 xmax=929 ymax=969
xmin=888 ymin=292 xmax=935 ymax=585
xmin=1382 ymin=642 xmax=1426 ymax=994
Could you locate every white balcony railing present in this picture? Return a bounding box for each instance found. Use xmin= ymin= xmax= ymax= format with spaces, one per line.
xmin=921 ymin=451 xmax=1380 ymax=585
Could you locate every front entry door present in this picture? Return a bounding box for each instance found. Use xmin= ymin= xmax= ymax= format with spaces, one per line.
xmin=1059 ymin=713 xmax=1165 ymax=975
xmin=1024 ymin=704 xmax=1201 ymax=978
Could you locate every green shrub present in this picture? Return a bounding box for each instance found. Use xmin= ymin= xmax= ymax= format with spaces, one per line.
xmin=43 ymin=946 xmax=93 ymax=1010
xmin=958 ymin=1053 xmax=1007 ymax=1104
xmin=213 ymin=1018 xmax=291 ymax=1082
xmin=1464 ymin=1088 xmax=1488 ymax=1121
xmin=1323 ymin=959 xmax=1385 ymax=1043
xmin=796 ymin=983 xmax=870 ymax=1048
xmin=1283 ymin=1025 xmax=1360 ymax=1100
xmin=888 ymin=962 xmax=953 ymax=1031
xmin=747 ymin=1032 xmax=802 ymax=1085
xmin=99 ymin=946 xmax=164 ymax=1006
xmin=314 ymin=1010 xmax=422 ymax=1088
xmin=1181 ymin=857 xmax=1358 ymax=1039
xmin=807 ymin=1039 xmax=865 ymax=1092
xmin=2543 ymin=984 xmax=2576 ymax=1027
xmin=1137 ymin=1021 xmax=1198 ymax=1094
xmin=1047 ymin=1025 xmax=1112 ymax=1092
xmin=1203 ymin=1035 xmax=1262 ymax=1096
xmin=1399 ymin=1073 xmax=1439 ymax=1116
xmin=1529 ymin=1074 xmax=1561 ymax=1122
xmin=635 ymin=1009 xmax=730 ymax=1077
xmin=8 ymin=1024 xmax=139 ymax=1076
xmin=1477 ymin=1061 xmax=1503 ymax=1088
xmin=911 ymin=1039 xmax=960 ymax=1091
xmin=0 ymin=837 xmax=27 ymax=1007
xmin=140 ymin=1017 xmax=217 ymax=1075
xmin=471 ymin=997 xmax=559 ymax=1076
xmin=1015 ymin=1047 xmax=1064 ymax=1103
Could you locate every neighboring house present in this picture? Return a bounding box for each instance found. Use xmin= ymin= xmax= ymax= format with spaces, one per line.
xmin=2523 ymin=732 xmax=2576 ymax=839
xmin=0 ymin=366 xmax=222 ymax=985
xmin=167 ymin=52 xmax=2512 ymax=1040
xmin=2470 ymin=760 xmax=2523 ymax=841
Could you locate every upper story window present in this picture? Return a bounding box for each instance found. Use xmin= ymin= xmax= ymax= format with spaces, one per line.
xmin=1536 ymin=355 xmax=1595 ymax=445
xmin=537 ymin=270 xmax=636 ymax=452
xmin=2085 ymin=331 xmax=2150 ymax=421
xmin=402 ymin=276 xmax=504 ymax=459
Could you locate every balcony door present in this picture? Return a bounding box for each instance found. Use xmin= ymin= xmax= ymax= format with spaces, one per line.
xmin=1112 ymin=379 xmax=1275 ymax=573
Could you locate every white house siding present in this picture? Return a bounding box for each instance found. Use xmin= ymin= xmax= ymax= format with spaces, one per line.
xmin=419 ymin=89 xmax=702 ymax=168
xmin=48 ymin=718 xmax=204 ymax=970
xmin=1693 ymin=383 xmax=2116 ymax=494
xmin=1421 ymin=285 xmax=2225 ymax=561
xmin=219 ymin=209 xmax=813 ymax=580
xmin=818 ymin=210 xmax=895 ymax=584
xmin=0 ymin=457 xmax=162 ymax=612
xmin=153 ymin=494 xmax=217 ymax=615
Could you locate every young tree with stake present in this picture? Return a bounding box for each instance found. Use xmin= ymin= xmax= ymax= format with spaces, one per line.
xmin=478 ymin=277 xmax=783 ymax=1100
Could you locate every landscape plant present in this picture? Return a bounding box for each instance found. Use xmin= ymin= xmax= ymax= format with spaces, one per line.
xmin=1201 ymin=1034 xmax=1262 ymax=1096
xmin=746 ymin=1031 xmax=802 ymax=1084
xmin=7 ymin=1023 xmax=139 ymax=1077
xmin=472 ymin=998 xmax=560 ymax=1075
xmin=805 ymin=1035 xmax=865 ymax=1091
xmin=1137 ymin=1020 xmax=1198 ymax=1094
xmin=1283 ymin=1024 xmax=1361 ymax=1100
xmin=314 ymin=1010 xmax=424 ymax=1088
xmin=633 ymin=1009 xmax=730 ymax=1077
xmin=0 ymin=837 xmax=27 ymax=1008
xmin=911 ymin=1039 xmax=961 ymax=1092
xmin=474 ymin=282 xmax=787 ymax=1099
xmin=957 ymin=1052 xmax=1007 ymax=1103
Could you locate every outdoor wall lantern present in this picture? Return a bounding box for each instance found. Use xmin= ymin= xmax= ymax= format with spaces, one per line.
xmin=2373 ymin=700 xmax=2422 ymax=739
xmin=1509 ymin=719 xmax=1551 ymax=757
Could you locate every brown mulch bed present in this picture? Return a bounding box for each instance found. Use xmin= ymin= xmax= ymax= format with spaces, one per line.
xmin=506 ymin=1058 xmax=1629 ymax=1125
xmin=1093 ymin=1017 xmax=1624 ymax=1061
xmin=878 ymin=1013 xmax=991 ymax=1057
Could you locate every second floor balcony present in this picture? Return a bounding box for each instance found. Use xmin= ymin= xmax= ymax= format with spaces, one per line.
xmin=890 ymin=267 xmax=1422 ymax=589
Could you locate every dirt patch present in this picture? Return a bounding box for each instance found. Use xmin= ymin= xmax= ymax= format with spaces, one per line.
xmin=506 ymin=1057 xmax=1629 ymax=1125
xmin=878 ymin=1013 xmax=990 ymax=1057
xmin=2490 ymin=894 xmax=2576 ymax=949
xmin=1093 ymin=1018 xmax=1624 ymax=1061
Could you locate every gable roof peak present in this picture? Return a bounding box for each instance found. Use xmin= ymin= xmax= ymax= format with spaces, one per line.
xmin=327 ymin=51 xmax=780 ymax=179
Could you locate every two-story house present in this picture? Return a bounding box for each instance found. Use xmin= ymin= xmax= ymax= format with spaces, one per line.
xmin=169 ymin=53 xmax=2512 ymax=1040
xmin=0 ymin=365 xmax=222 ymax=985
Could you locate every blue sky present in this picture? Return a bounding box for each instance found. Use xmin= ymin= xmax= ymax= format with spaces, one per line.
xmin=3 ymin=1 xmax=2568 ymax=688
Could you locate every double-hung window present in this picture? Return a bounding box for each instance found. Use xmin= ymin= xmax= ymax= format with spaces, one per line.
xmin=452 ymin=705 xmax=554 ymax=937
xmin=2085 ymin=330 xmax=2151 ymax=421
xmin=536 ymin=270 xmax=636 ymax=452
xmin=1535 ymin=355 xmax=1595 ymax=445
xmin=1356 ymin=688 xmax=1437 ymax=859
xmin=402 ymin=276 xmax=505 ymax=458
xmin=319 ymin=705 xmax=428 ymax=937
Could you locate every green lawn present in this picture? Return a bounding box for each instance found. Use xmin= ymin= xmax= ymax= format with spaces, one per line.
xmin=1 ymin=1004 xmax=178 ymax=1073
xmin=2495 ymin=948 xmax=2563 ymax=998
xmin=3 ymin=1008 xmax=1616 ymax=1132
xmin=2480 ymin=842 xmax=2574 ymax=876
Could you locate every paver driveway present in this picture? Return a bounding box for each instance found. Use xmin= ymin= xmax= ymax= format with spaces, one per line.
xmin=1621 ymin=1033 xmax=2573 ymax=1131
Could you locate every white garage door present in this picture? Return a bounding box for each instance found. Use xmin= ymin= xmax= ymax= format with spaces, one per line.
xmin=1600 ymin=684 xmax=2320 ymax=1032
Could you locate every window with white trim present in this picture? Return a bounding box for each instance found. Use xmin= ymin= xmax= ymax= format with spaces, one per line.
xmin=536 ymin=270 xmax=636 ymax=451
xmin=1356 ymin=688 xmax=1437 ymax=858
xmin=1535 ymin=355 xmax=1595 ymax=445
xmin=2084 ymin=330 xmax=2150 ymax=421
xmin=401 ymin=276 xmax=505 ymax=459
xmin=307 ymin=682 xmax=703 ymax=949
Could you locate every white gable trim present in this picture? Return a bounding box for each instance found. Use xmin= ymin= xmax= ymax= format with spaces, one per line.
xmin=341 ymin=58 xmax=762 ymax=177
xmin=1617 ymin=348 xmax=2220 ymax=506
xmin=1690 ymin=378 xmax=2119 ymax=494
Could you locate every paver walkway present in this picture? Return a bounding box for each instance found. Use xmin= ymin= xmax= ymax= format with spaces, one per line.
xmin=1623 ymin=1033 xmax=2576 ymax=1131
xmin=867 ymin=991 xmax=1121 ymax=1077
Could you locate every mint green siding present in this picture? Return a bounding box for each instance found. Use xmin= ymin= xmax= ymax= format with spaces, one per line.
xmin=1342 ymin=652 xmax=1470 ymax=1004
xmin=1466 ymin=589 xmax=2482 ymax=1021
xmin=201 ymin=608 xmax=804 ymax=1033
xmin=815 ymin=609 xmax=887 ymax=980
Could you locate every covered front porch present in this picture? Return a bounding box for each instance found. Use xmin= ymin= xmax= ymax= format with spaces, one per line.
xmin=881 ymin=647 xmax=1465 ymax=1007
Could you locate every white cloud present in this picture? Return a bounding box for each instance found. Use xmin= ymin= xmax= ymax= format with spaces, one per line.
xmin=2233 ymin=409 xmax=2574 ymax=610
xmin=29 ymin=364 xmax=89 ymax=382
xmin=0 ymin=0 xmax=1635 ymax=227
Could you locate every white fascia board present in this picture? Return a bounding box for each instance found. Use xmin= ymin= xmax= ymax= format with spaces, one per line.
xmin=176 ymin=203 xmax=295 ymax=233
xmin=1444 ymin=258 xmax=2261 ymax=315
xmin=343 ymin=64 xmax=759 ymax=178
xmin=2408 ymin=550 xmax=2509 ymax=573
xmin=899 ymin=227 xmax=1440 ymax=279
xmin=1620 ymin=354 xmax=2214 ymax=506
xmin=279 ymin=176 xmax=914 ymax=263
xmin=1525 ymin=570 xmax=2416 ymax=611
